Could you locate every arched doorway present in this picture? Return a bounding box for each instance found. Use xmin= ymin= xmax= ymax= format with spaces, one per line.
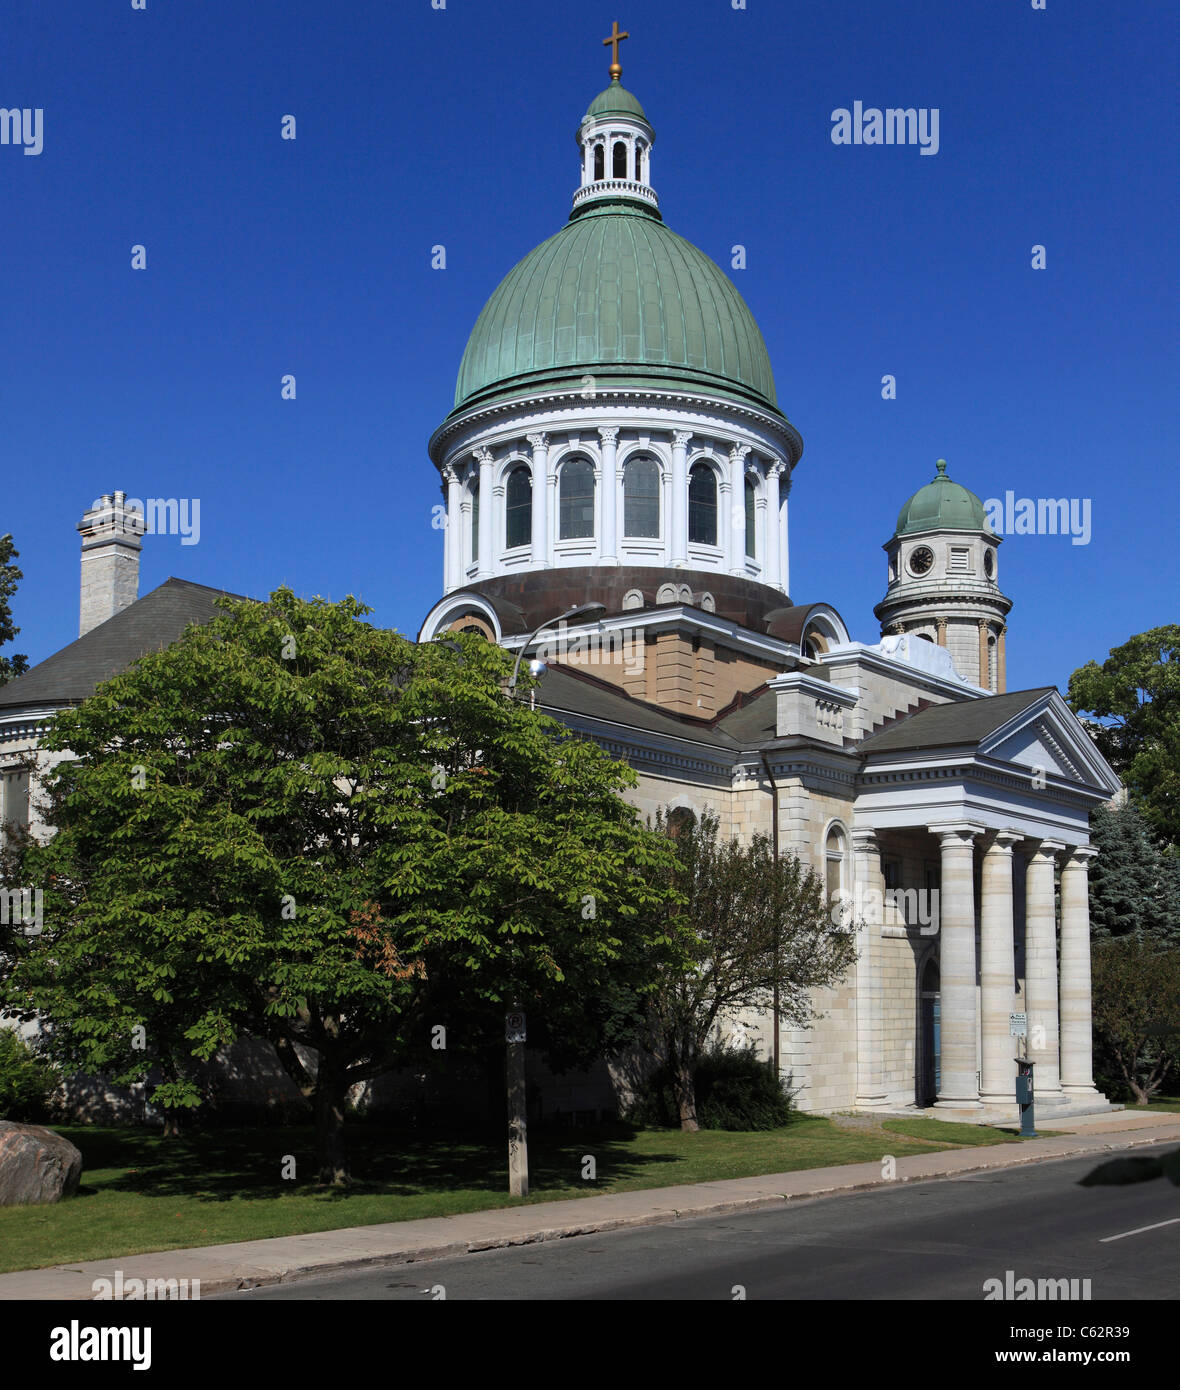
xmin=918 ymin=957 xmax=940 ymax=1107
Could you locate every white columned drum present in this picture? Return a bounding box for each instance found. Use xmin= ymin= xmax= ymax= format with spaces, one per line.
xmin=527 ymin=433 xmax=549 ymax=567
xmin=933 ymin=824 xmax=982 ymax=1108
xmin=1025 ymin=840 xmax=1066 ymax=1097
xmin=670 ymin=430 xmax=690 ymax=566
xmin=764 ymin=461 xmax=783 ymax=591
xmin=475 ymin=448 xmax=494 ymax=579
xmin=727 ymin=444 xmax=749 ymax=574
xmin=979 ymin=830 xmax=1022 ymax=1104
xmin=599 ymin=427 xmax=619 ymax=564
xmin=1060 ymin=846 xmax=1099 ymax=1096
xmin=444 ymin=466 xmax=463 ymax=592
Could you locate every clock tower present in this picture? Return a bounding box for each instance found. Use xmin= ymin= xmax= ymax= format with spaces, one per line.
xmin=875 ymin=460 xmax=1012 ymax=691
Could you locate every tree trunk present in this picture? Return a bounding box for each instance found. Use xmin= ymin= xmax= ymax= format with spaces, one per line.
xmin=672 ymin=1058 xmax=699 ymax=1132
xmin=314 ymin=1070 xmax=349 ymax=1185
xmin=162 ymin=1112 xmax=182 ymax=1140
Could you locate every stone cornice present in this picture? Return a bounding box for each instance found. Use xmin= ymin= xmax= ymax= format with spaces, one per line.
xmin=429 ymin=386 xmax=803 ymax=468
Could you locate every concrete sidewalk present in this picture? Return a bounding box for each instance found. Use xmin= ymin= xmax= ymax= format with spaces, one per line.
xmin=2 ymin=1111 xmax=1178 ymax=1300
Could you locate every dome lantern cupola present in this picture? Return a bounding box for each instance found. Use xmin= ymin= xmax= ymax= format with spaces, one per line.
xmin=573 ymin=25 xmax=657 ymax=216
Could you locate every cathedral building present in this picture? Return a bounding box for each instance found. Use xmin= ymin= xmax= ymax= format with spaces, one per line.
xmin=415 ymin=52 xmax=1120 ymax=1120
xmin=0 ymin=46 xmax=1120 ymax=1123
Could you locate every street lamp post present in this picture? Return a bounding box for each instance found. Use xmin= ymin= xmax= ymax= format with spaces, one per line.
xmin=507 ymin=602 xmax=607 ymax=699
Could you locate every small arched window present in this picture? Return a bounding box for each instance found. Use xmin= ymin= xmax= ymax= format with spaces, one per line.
xmin=469 ymin=481 xmax=479 ymax=563
xmin=636 ymin=143 xmax=646 ymax=181
xmin=825 ymin=826 xmax=847 ymax=911
xmin=505 ymin=465 xmax=532 ymax=549
xmin=688 ymin=463 xmax=718 ymax=546
xmin=988 ymin=634 xmax=997 ymax=689
xmin=666 ymin=806 xmax=696 ymax=839
xmin=559 ymin=458 xmax=595 ymax=540
xmin=594 ymin=144 xmax=605 ymax=180
xmin=613 ymin=141 xmax=628 ymax=178
xmin=623 ymin=455 xmax=660 ymax=538
xmin=744 ymin=478 xmax=756 ymax=557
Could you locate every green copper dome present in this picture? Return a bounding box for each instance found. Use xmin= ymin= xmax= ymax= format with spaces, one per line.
xmin=584 ymin=79 xmax=647 ymax=121
xmin=451 ymin=203 xmax=781 ymax=416
xmin=895 ymin=460 xmax=988 ymax=536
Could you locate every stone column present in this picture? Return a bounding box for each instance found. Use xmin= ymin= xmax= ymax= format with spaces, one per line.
xmin=1060 ymin=846 xmax=1099 ymax=1096
xmin=998 ymin=625 xmax=1008 ymax=693
xmin=474 ymin=447 xmax=494 ymax=579
xmin=977 ymin=620 xmax=990 ymax=690
xmin=599 ymin=427 xmax=619 ymax=564
xmin=443 ymin=466 xmax=463 ymax=592
xmin=670 ymin=431 xmax=690 ymax=566
xmin=527 ymin=434 xmax=549 ymax=568
xmin=852 ymin=829 xmax=888 ymax=1108
xmin=932 ymin=824 xmax=983 ymax=1108
xmin=1024 ymin=840 xmax=1066 ymax=1098
xmin=936 ymin=617 xmax=948 ymax=648
xmin=764 ymin=461 xmax=783 ymax=591
xmin=727 ymin=444 xmax=750 ymax=574
xmin=979 ymin=830 xmax=1022 ymax=1105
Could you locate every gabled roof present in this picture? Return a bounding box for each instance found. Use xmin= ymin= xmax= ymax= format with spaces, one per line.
xmin=0 ymin=578 xmax=244 ymax=711
xmin=857 ymin=687 xmax=1058 ymax=755
xmin=858 ymin=685 xmax=1122 ymax=795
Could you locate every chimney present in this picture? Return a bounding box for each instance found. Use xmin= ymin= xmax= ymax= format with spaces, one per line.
xmin=77 ymin=491 xmax=145 ymax=636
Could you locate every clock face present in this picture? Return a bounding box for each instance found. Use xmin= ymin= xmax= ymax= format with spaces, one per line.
xmin=984 ymin=550 xmax=995 ymax=578
xmin=909 ymin=545 xmax=935 ymax=577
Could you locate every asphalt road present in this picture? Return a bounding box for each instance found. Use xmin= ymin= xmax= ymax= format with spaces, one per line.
xmin=214 ymin=1143 xmax=1180 ymax=1301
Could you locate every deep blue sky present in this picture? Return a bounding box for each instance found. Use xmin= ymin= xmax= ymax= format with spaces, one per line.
xmin=2 ymin=0 xmax=1176 ymax=696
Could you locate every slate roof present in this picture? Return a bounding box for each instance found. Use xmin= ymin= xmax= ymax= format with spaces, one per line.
xmin=535 ymin=666 xmax=740 ymax=751
xmin=0 ymin=578 xmax=244 ymax=711
xmin=857 ymin=687 xmax=1058 ymax=756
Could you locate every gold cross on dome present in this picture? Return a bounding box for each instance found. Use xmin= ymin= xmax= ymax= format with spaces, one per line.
xmin=603 ymin=21 xmax=629 ymax=79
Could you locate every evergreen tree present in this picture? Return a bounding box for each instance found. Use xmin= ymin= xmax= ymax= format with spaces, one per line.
xmin=1088 ymin=801 xmax=1180 ymax=948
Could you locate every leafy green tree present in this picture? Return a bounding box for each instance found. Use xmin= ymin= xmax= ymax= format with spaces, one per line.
xmin=1088 ymin=801 xmax=1180 ymax=948
xmin=0 ymin=535 xmax=29 ymax=687
xmin=0 ymin=1027 xmax=59 ymax=1121
xmin=644 ymin=808 xmax=857 ymax=1131
xmin=3 ymin=589 xmax=683 ymax=1182
xmin=1090 ymin=937 xmax=1180 ymax=1104
xmin=1067 ymin=626 xmax=1180 ymax=846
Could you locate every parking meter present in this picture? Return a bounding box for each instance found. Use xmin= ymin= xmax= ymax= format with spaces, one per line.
xmin=1015 ymin=1057 xmax=1036 ymax=1137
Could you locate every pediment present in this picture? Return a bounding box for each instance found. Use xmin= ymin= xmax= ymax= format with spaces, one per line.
xmin=982 ymin=693 xmax=1121 ymax=793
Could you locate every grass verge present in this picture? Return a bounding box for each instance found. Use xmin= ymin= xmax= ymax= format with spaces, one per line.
xmin=2 ymin=1115 xmax=977 ymax=1273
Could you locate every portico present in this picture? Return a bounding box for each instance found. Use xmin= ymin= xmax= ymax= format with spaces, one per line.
xmin=852 ymin=686 xmax=1122 ymax=1117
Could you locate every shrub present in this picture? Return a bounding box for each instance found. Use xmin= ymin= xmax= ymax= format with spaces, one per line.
xmin=626 ymin=1043 xmax=795 ymax=1131
xmin=0 ymin=1028 xmax=60 ymax=1122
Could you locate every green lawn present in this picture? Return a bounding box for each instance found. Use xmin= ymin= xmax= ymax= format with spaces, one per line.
xmin=0 ymin=1115 xmax=1005 ymax=1273
xmin=1137 ymin=1097 xmax=1180 ymax=1113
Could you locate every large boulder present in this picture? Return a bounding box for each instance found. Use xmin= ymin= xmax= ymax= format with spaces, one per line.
xmin=0 ymin=1120 xmax=83 ymax=1205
